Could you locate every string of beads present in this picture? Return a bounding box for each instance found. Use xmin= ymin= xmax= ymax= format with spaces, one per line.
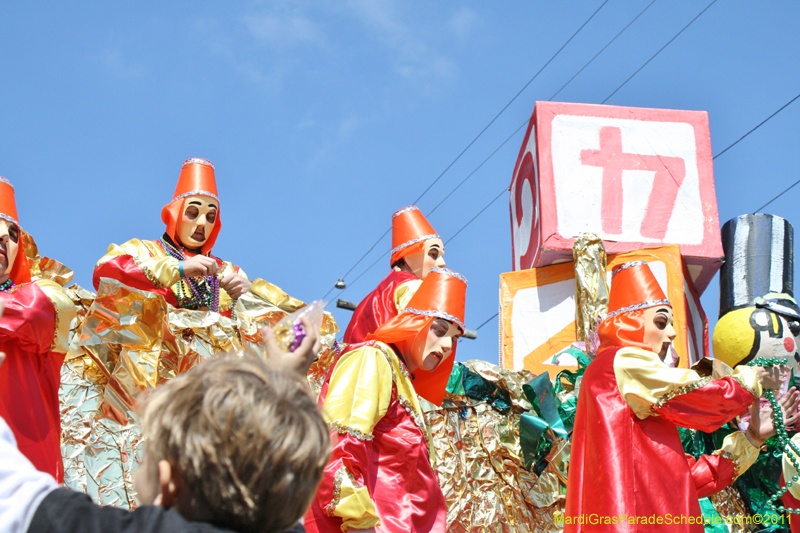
xmin=160 ymin=233 xmax=220 ymax=312
xmin=747 ymin=357 xmax=799 ymax=513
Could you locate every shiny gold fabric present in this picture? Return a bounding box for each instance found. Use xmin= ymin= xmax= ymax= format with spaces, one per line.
xmin=613 ymin=347 xmax=762 ymax=419
xmin=423 ymin=360 xmax=566 ymax=532
xmin=96 ymin=239 xmax=181 ymax=289
xmin=59 ymin=275 xmax=338 ymax=509
xmin=715 ymin=430 xmax=760 ymax=479
xmin=572 ymin=233 xmax=608 ymax=343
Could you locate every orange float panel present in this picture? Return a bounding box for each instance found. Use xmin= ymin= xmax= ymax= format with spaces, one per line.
xmin=499 ymin=245 xmax=708 ymax=378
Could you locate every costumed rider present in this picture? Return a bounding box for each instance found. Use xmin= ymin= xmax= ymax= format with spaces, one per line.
xmin=343 ymin=205 xmax=445 ymax=344
xmin=305 ymin=266 xmax=466 ymax=533
xmin=63 ymin=158 xmax=337 ymax=508
xmin=0 ymin=177 xmax=76 ymax=482
xmin=712 ymin=214 xmax=800 ymax=527
xmin=95 ymin=157 xmax=265 ymax=314
xmin=565 ymin=260 xmax=788 ymax=533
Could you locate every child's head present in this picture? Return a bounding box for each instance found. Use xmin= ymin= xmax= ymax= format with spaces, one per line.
xmin=135 ymin=354 xmax=331 ymax=533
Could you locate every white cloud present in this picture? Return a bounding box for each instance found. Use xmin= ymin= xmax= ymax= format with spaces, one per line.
xmin=448 ymin=7 xmax=478 ymax=41
xmin=242 ymin=13 xmax=325 ymax=49
xmin=98 ymin=48 xmax=145 ymax=79
xmin=345 ymin=0 xmax=458 ymax=82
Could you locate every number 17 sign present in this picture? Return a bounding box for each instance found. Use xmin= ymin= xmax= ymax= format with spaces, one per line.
xmin=509 ymin=101 xmax=724 ymax=294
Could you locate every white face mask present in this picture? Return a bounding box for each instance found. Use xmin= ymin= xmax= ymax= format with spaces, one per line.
xmin=177 ymin=195 xmax=218 ymax=249
xmin=0 ymin=219 xmax=20 ymax=281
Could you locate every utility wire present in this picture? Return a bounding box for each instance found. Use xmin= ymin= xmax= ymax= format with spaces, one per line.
xmin=412 ymin=0 xmax=609 ymax=207
xmin=427 ymin=1 xmax=656 ymax=219
xmin=550 ymin=0 xmax=657 ymax=102
xmin=714 ymin=92 xmax=800 ymax=160
xmin=475 ymin=312 xmax=499 ymax=331
xmin=446 ymin=188 xmax=508 ymax=245
xmin=602 ymin=0 xmax=718 ymax=104
xmin=324 ymin=1 xmax=610 ymax=295
xmin=753 ymin=178 xmax=800 ymax=214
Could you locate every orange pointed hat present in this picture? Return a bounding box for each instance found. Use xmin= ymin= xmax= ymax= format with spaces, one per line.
xmin=0 ymin=178 xmax=31 ymax=284
xmin=598 ymin=260 xmax=671 ymax=351
xmin=391 ymin=206 xmax=440 ymax=266
xmin=161 ymin=158 xmax=221 ymax=255
xmin=368 ymin=266 xmax=467 ymax=405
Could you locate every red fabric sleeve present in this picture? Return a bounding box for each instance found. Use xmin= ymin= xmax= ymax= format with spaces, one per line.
xmin=0 ymin=283 xmax=55 ymax=354
xmin=686 ymin=454 xmax=736 ymax=499
xmin=656 ymin=377 xmax=755 ymax=432
xmin=93 ymin=256 xmax=177 ymax=304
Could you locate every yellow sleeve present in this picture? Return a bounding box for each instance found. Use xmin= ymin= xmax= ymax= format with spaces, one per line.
xmin=394 ymin=279 xmax=422 ymax=313
xmin=246 ymin=278 xmax=306 ymax=313
xmin=713 ymin=431 xmax=760 ymax=479
xmin=34 ymin=278 xmax=77 ymax=354
xmin=330 ymin=467 xmax=381 ymax=531
xmin=614 ymin=347 xmax=762 ymax=419
xmin=324 ymin=345 xmax=394 ymax=439
xmin=95 ymin=239 xmax=180 ymax=289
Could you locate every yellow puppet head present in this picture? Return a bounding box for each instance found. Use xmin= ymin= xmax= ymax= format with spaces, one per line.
xmin=713 ymin=293 xmax=800 ymax=371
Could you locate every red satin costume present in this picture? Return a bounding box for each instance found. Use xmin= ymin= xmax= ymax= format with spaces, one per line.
xmin=565 ymin=261 xmax=761 ymax=532
xmin=343 ymin=270 xmax=418 ymax=344
xmin=0 ymin=178 xmax=73 ymax=482
xmin=343 ymin=206 xmax=439 ymax=345
xmin=306 ymin=267 xmax=466 ymax=533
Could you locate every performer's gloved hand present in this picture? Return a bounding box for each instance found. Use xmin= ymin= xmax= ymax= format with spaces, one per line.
xmin=754 ymin=364 xmax=791 ymax=390
xmin=262 ymin=316 xmax=321 ymax=376
xmin=747 ymin=386 xmax=800 ymax=447
xmin=182 ymin=255 xmax=219 ymax=277
xmin=220 ymin=273 xmax=252 ymax=299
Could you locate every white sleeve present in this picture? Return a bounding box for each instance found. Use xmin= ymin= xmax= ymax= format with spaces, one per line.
xmin=0 ymin=416 xmax=57 ymax=533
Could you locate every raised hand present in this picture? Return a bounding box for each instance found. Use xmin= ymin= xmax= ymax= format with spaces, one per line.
xmin=220 ymin=273 xmax=252 ymax=299
xmin=754 ymin=364 xmax=791 ymax=390
xmin=262 ymin=316 xmax=322 ymax=376
xmin=747 ymin=387 xmax=800 ymax=446
xmin=182 ymin=255 xmax=219 ymax=277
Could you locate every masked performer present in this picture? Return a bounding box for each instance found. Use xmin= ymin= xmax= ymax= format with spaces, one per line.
xmin=63 ymin=158 xmax=337 ymax=508
xmin=343 ymin=206 xmax=446 ymax=345
xmin=0 ymin=177 xmax=76 ymax=482
xmin=564 ymin=260 xmax=784 ymax=532
xmin=306 ymin=266 xmax=466 ymax=533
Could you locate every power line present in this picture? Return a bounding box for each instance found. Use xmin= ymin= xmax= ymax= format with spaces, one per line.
xmin=426 ymin=1 xmax=657 ymax=219
xmin=602 ymin=0 xmax=718 ymax=104
xmin=446 ymin=187 xmax=508 ymax=245
xmin=324 ymin=1 xmax=611 ymax=295
xmin=753 ymin=178 xmax=800 ymax=214
xmin=427 ymin=120 xmax=528 ymax=217
xmin=412 ymin=0 xmax=609 ymax=207
xmin=475 ymin=312 xmax=499 ymax=331
xmin=714 ymin=92 xmax=800 ymax=160
xmin=550 ymin=0 xmax=658 ymax=102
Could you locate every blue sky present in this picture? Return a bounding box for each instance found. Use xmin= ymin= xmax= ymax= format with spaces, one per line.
xmin=1 ymin=1 xmax=798 ymax=364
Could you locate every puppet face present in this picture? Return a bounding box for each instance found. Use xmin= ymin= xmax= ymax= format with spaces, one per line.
xmin=404 ymin=238 xmax=445 ymax=279
xmin=713 ymin=306 xmax=800 ymax=372
xmin=0 ymin=219 xmax=20 ymax=280
xmin=410 ymin=318 xmax=461 ymax=372
xmin=642 ymin=305 xmax=676 ymax=360
xmin=177 ymin=195 xmax=218 ymax=249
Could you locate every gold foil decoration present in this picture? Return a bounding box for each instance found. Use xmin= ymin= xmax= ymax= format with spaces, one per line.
xmin=60 ymin=276 xmax=338 ymax=509
xmin=423 ymin=361 xmax=565 ymax=533
xmin=572 ymin=233 xmax=608 ymax=343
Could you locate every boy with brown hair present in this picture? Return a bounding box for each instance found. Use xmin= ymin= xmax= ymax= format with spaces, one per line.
xmin=0 ymin=315 xmax=331 ymax=533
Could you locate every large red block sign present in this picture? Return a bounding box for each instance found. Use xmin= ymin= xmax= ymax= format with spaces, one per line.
xmin=509 ymin=101 xmax=724 ymax=294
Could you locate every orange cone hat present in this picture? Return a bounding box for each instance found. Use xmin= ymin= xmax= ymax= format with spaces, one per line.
xmin=161 ymin=158 xmax=221 ymax=255
xmin=390 ymin=206 xmax=440 ymax=266
xmin=598 ymin=260 xmax=671 ymax=352
xmin=368 ymin=267 xmax=466 ymax=405
xmin=0 ymin=178 xmax=31 ymax=284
